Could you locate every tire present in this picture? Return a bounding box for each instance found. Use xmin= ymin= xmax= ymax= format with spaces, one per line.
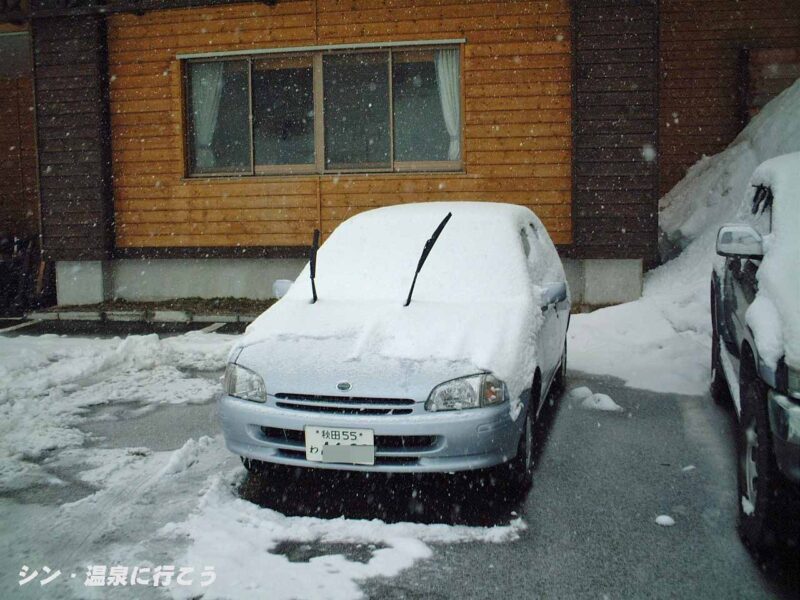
xmin=737 ymin=369 xmax=786 ymax=553
xmin=505 ymin=404 xmax=534 ymax=494
xmin=552 ymin=339 xmax=567 ymax=397
xmin=710 ymin=330 xmax=732 ymax=406
xmin=710 ymin=283 xmax=731 ymax=406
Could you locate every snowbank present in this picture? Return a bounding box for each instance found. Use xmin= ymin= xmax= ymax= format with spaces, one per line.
xmin=660 ymin=78 xmax=800 ymax=252
xmin=571 ymin=79 xmax=800 ymax=394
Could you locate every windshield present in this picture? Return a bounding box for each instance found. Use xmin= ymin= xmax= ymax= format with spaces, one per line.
xmin=286 ymin=204 xmax=532 ymax=304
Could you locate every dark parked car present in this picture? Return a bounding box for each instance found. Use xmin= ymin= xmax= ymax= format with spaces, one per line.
xmin=710 ymin=174 xmax=800 ymax=552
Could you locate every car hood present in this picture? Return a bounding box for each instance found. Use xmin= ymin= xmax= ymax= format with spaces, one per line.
xmin=233 ymin=297 xmax=539 ymax=403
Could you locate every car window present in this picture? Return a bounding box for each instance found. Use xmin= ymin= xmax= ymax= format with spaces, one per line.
xmin=519 ymin=220 xmax=566 ymax=289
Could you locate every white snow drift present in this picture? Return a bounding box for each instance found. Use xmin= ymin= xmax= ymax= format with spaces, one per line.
xmin=570 ymin=78 xmax=800 ymax=394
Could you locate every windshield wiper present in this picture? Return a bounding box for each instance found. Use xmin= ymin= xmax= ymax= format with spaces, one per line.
xmin=404 ymin=212 xmax=452 ymax=307
xmin=310 ymin=228 xmax=320 ymax=303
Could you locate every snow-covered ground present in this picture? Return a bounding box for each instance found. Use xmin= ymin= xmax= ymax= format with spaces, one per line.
xmin=0 ymin=332 xmax=524 ymax=599
xmin=570 ymin=79 xmax=800 ymax=395
xmin=4 ymin=76 xmax=798 ymax=600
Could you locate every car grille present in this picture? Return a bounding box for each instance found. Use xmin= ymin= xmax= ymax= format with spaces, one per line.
xmin=274 ymin=393 xmax=415 ymax=416
xmin=261 ymin=427 xmax=437 ymax=451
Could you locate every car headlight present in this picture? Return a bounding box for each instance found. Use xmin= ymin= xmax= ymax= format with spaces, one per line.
xmin=788 ymin=365 xmax=800 ymax=396
xmin=425 ymin=374 xmax=506 ymax=412
xmin=224 ymin=363 xmax=267 ymax=403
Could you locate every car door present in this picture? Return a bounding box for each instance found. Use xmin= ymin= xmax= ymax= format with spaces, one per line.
xmin=520 ymin=223 xmax=565 ymax=392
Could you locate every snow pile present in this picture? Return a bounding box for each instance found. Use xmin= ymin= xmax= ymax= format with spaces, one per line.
xmin=570 ymin=79 xmax=800 ymax=394
xmin=660 ymin=78 xmax=800 ymax=252
xmin=655 ymin=515 xmax=676 ymax=527
xmin=581 ymin=393 xmax=624 ymax=413
xmin=745 ymin=153 xmax=800 ymax=369
xmin=160 ymin=436 xmax=214 ymax=476
xmin=163 ymin=470 xmax=526 ymax=600
xmin=567 ymin=386 xmax=624 ymax=412
xmin=0 ymin=332 xmax=234 ymax=492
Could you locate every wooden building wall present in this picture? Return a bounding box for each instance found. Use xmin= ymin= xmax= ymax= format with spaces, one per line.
xmin=32 ymin=15 xmax=114 ymax=261
xmin=572 ymin=0 xmax=659 ymax=263
xmin=106 ymin=0 xmax=573 ymax=253
xmin=659 ymin=0 xmax=800 ymax=195
xmin=746 ymin=47 xmax=800 ymax=120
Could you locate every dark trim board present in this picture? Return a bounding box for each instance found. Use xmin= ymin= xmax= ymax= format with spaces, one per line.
xmin=570 ymin=0 xmax=660 ymax=266
xmin=12 ymin=0 xmax=275 ymax=20
xmin=32 ymin=13 xmax=114 ymax=262
xmin=113 ymin=246 xmax=310 ymax=260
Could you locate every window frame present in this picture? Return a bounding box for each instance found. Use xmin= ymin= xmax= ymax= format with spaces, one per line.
xmin=181 ymin=42 xmax=464 ymax=178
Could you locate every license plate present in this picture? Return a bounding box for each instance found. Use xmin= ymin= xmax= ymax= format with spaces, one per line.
xmin=304 ymin=426 xmax=375 ymax=465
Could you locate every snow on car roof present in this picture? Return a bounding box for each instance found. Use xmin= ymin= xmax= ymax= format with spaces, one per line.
xmin=284 ymin=201 xmax=551 ymax=304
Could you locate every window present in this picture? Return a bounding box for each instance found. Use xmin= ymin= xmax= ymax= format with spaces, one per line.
xmin=183 ymin=45 xmax=462 ymax=176
xmin=252 ymin=56 xmax=315 ymax=173
xmin=323 ymin=52 xmax=391 ymax=170
xmin=186 ymin=60 xmax=250 ymax=174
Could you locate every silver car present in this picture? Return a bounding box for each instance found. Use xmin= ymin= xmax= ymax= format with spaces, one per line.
xmin=219 ymin=202 xmax=570 ymax=491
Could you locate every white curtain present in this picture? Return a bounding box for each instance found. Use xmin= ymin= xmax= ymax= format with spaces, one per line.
xmin=434 ymin=48 xmax=461 ymax=161
xmin=191 ymin=62 xmax=225 ymax=169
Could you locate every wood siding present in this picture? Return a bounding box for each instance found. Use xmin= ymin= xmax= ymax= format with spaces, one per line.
xmin=0 ymin=74 xmax=38 ymax=238
xmin=659 ymin=0 xmax=800 ymax=195
xmin=572 ymin=0 xmax=659 ymax=263
xmin=32 ymin=15 xmax=114 ymax=260
xmin=106 ymin=0 xmax=573 ymax=251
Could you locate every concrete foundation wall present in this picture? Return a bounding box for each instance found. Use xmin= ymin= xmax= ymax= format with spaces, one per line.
xmin=113 ymin=258 xmax=308 ymax=301
xmin=563 ymin=258 xmax=643 ymax=307
xmin=54 ymin=257 xmax=643 ymax=307
xmin=56 ymin=261 xmax=112 ymax=306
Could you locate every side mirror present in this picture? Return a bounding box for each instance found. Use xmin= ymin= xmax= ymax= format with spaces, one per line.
xmin=716 ymin=225 xmax=763 ymax=259
xmin=541 ymin=281 xmax=567 ymax=308
xmin=272 ymin=279 xmax=292 ymax=299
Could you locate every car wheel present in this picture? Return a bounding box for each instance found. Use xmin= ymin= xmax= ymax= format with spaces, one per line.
xmin=506 ymin=407 xmax=534 ymax=494
xmin=737 ymin=371 xmax=785 ymax=553
xmin=711 ymin=333 xmax=732 ymax=405
xmin=552 ymin=339 xmax=567 ymax=397
xmin=710 ymin=289 xmax=731 ymax=406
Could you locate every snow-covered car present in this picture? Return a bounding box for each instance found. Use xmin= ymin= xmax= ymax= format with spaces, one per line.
xmin=710 ymin=152 xmax=800 ymax=550
xmin=219 ymin=202 xmax=570 ymax=492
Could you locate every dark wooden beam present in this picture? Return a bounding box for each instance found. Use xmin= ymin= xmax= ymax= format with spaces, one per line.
xmin=570 ymin=0 xmax=660 ymax=266
xmin=5 ymin=0 xmax=275 ymax=20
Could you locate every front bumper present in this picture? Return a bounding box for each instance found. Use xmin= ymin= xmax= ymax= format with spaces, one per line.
xmin=218 ymin=394 xmax=523 ymax=473
xmin=768 ymin=389 xmax=800 ymax=485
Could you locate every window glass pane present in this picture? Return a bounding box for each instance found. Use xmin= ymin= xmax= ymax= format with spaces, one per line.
xmin=0 ymin=33 xmax=31 ymax=78
xmin=392 ymin=50 xmax=457 ymax=163
xmin=187 ymin=60 xmax=250 ymax=174
xmin=323 ymin=52 xmax=390 ymax=170
xmin=253 ymin=57 xmax=315 ymax=168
